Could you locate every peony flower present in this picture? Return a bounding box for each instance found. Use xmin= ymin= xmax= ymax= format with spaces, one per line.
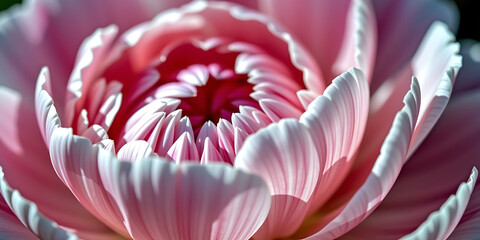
xmin=0 ymin=0 xmax=479 ymax=239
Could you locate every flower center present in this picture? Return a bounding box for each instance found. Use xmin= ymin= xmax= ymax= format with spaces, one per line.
xmin=175 ymin=63 xmax=257 ymax=134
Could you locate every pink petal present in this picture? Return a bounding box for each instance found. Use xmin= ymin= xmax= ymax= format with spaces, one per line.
xmin=401 ymin=168 xmax=477 ymax=240
xmin=304 ymin=78 xmax=421 ymax=239
xmin=370 ymin=0 xmax=458 ymax=91
xmin=344 ymin=22 xmax=462 ymax=206
xmin=35 ymin=67 xmax=60 ymax=145
xmin=0 ymin=0 xmax=188 ymax=108
xmin=64 ymin=25 xmax=119 ymax=127
xmin=298 ymin=67 xmax=369 ymax=219
xmin=167 ymin=132 xmax=200 ymax=163
xmin=49 ymin=127 xmax=129 ymax=237
xmin=0 ymin=166 xmax=78 ymax=239
xmin=409 ymin=21 xmax=462 ymax=156
xmin=117 ymin=141 xmax=157 ymax=162
xmin=235 ymin=119 xmax=320 ymax=239
xmin=100 ymin=157 xmax=271 ymax=240
xmin=341 ymin=89 xmax=480 ymax=239
xmin=449 ymin=180 xmax=480 ymax=239
xmin=0 ymin=192 xmax=37 ymax=239
xmin=258 ymin=0 xmax=376 ymax=83
xmin=2 ymin=86 xmax=119 ymax=239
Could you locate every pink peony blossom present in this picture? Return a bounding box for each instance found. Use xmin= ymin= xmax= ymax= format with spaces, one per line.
xmin=0 ymin=0 xmax=479 ymax=239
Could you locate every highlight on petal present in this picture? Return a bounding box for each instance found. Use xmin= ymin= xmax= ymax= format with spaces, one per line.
xmin=235 ymin=119 xmax=320 ymax=239
xmin=0 ymin=165 xmax=78 ymax=240
xmin=401 ymin=168 xmax=478 ymax=240
xmin=449 ymin=180 xmax=480 ymax=239
xmin=305 ymin=78 xmax=421 ymax=239
xmin=332 ymin=0 xmax=377 ymax=81
xmin=49 ymin=127 xmax=129 ymax=237
xmin=64 ymin=25 xmax=119 ymax=127
xmin=99 ymin=156 xmax=271 ymax=240
xmin=340 ymin=88 xmax=480 ymax=240
xmin=409 ymin=21 xmax=462 ymax=157
xmin=298 ymin=67 xmax=369 ymax=218
xmin=35 ymin=67 xmax=61 ymax=146
xmin=0 ymin=192 xmax=37 ymax=240
xmin=370 ymin=0 xmax=458 ymax=91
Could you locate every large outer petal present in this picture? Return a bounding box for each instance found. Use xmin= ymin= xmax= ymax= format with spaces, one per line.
xmin=401 ymin=168 xmax=477 ymax=240
xmin=0 ymin=165 xmax=78 ymax=240
xmin=0 ymin=0 xmax=188 ymax=105
xmin=235 ymin=119 xmax=320 ymax=239
xmin=257 ymin=0 xmax=376 ymax=84
xmin=295 ymin=67 xmax=369 ymax=235
xmin=304 ymin=78 xmax=421 ymax=239
xmin=1 ymin=85 xmax=120 ymax=239
xmin=341 ymin=88 xmax=480 ymax=239
xmin=333 ymin=22 xmax=462 ymax=209
xmin=100 ymin=156 xmax=271 ymax=240
xmin=0 ymin=194 xmax=36 ymax=240
xmin=370 ymin=0 xmax=458 ymax=92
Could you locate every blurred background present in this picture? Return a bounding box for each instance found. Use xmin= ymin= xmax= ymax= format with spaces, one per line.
xmin=0 ymin=0 xmax=478 ymax=41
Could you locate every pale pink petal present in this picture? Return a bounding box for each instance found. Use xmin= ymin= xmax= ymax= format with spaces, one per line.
xmin=344 ymin=22 xmax=462 ymax=205
xmin=0 ymin=0 xmax=188 ymax=108
xmin=64 ymin=25 xmax=119 ymax=126
xmin=235 ymin=119 xmax=320 ymax=239
xmin=81 ymin=124 xmax=109 ymax=144
xmin=2 ymin=86 xmax=119 ymax=239
xmin=99 ymin=157 xmax=271 ymax=240
xmin=298 ymin=67 xmax=369 ymax=221
xmin=167 ymin=132 xmax=200 ymax=163
xmin=304 ymin=78 xmax=421 ymax=239
xmin=49 ymin=127 xmax=129 ymax=237
xmin=196 ymin=121 xmax=219 ymax=153
xmin=401 ymin=168 xmax=477 ymax=240
xmin=331 ymin=0 xmax=377 ymax=81
xmin=0 ymin=166 xmax=78 ymax=240
xmin=409 ymin=21 xmax=462 ymax=156
xmin=0 ymin=189 xmax=37 ymax=240
xmin=200 ymin=139 xmax=225 ymax=164
xmin=341 ymin=89 xmax=480 ymax=239
xmin=258 ymin=0 xmax=376 ymax=83
xmin=35 ymin=67 xmax=60 ymax=145
xmin=370 ymin=0 xmax=458 ymax=91
xmin=117 ymin=141 xmax=156 ymax=162
xmin=449 ymin=181 xmax=480 ymax=239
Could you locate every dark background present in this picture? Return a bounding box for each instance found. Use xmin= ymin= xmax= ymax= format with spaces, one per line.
xmin=0 ymin=0 xmax=478 ymax=41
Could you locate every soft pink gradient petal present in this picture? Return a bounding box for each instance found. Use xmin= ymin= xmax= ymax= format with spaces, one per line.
xmin=370 ymin=0 xmax=458 ymax=92
xmin=0 ymin=0 xmax=188 ymax=106
xmin=258 ymin=0 xmax=376 ymax=83
xmin=49 ymin=127 xmax=128 ymax=237
xmin=304 ymin=78 xmax=421 ymax=239
xmin=64 ymin=25 xmax=119 ymax=127
xmin=340 ymin=89 xmax=480 ymax=239
xmin=298 ymin=67 xmax=369 ymax=226
xmin=235 ymin=119 xmax=320 ymax=239
xmin=117 ymin=140 xmax=157 ymax=162
xmin=99 ymin=156 xmax=271 ymax=240
xmin=401 ymin=168 xmax=477 ymax=240
xmin=118 ymin=1 xmax=323 ymax=94
xmin=0 ymin=193 xmax=37 ymax=240
xmin=1 ymin=86 xmax=119 ymax=239
xmin=449 ymin=181 xmax=480 ymax=239
xmin=0 ymin=166 xmax=79 ymax=240
xmin=338 ymin=22 xmax=462 ymax=206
